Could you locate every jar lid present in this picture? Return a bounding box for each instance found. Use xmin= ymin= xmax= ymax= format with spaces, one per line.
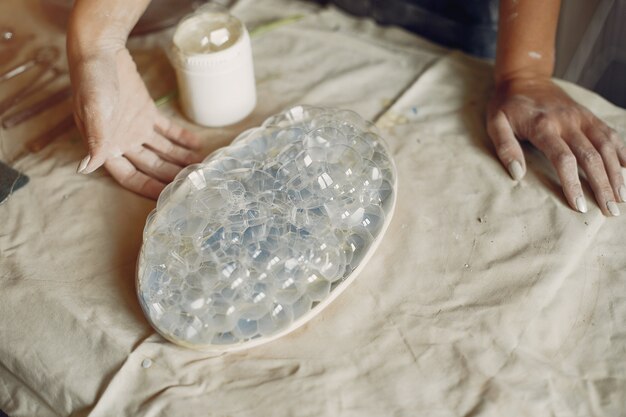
xmin=171 ymin=6 xmax=247 ymax=70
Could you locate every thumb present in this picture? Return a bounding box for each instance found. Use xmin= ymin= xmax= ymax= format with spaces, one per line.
xmin=487 ymin=110 xmax=526 ymax=181
xmin=74 ymin=111 xmax=110 ymax=175
xmin=76 ymin=145 xmax=108 ymax=174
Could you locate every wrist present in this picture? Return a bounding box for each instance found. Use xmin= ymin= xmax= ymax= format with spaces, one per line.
xmin=67 ymin=23 xmax=126 ymax=67
xmin=495 ymin=49 xmax=555 ymax=88
xmin=495 ymin=68 xmax=553 ymax=90
xmin=66 ymin=0 xmax=150 ymax=60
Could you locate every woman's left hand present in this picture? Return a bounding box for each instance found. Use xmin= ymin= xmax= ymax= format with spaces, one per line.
xmin=487 ymin=76 xmax=626 ymax=216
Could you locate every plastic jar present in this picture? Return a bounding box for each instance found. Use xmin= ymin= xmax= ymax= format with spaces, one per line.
xmin=170 ymin=6 xmax=257 ymax=127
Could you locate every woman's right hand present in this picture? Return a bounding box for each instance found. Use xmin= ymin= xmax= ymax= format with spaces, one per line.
xmin=69 ymin=46 xmax=203 ymax=199
xmin=67 ymin=0 xmax=203 ymax=199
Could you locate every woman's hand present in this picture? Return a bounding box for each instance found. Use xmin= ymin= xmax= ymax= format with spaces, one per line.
xmin=70 ymin=47 xmax=203 ymax=199
xmin=66 ymin=0 xmax=203 ymax=199
xmin=493 ymin=0 xmax=625 ymax=216
xmin=487 ymin=76 xmax=626 ymax=216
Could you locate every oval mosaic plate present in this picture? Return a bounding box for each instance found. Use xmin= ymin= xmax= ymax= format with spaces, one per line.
xmin=137 ymin=105 xmax=397 ymax=351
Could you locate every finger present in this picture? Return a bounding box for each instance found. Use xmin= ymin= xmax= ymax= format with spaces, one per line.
xmin=74 ymin=131 xmax=111 ymax=175
xmin=155 ymin=114 xmax=202 ymax=150
xmin=77 ymin=143 xmax=112 ymax=175
xmin=608 ymin=129 xmax=626 ymax=167
xmin=75 ymin=97 xmax=115 ymax=175
xmin=565 ymin=131 xmax=620 ymax=216
xmin=587 ymin=115 xmax=626 ymax=167
xmin=124 ymin=146 xmax=183 ymax=183
xmin=486 ymin=111 xmax=526 ymax=180
xmin=73 ymin=112 xmax=95 ymax=173
xmin=530 ymin=132 xmax=586 ymax=213
xmin=585 ymin=129 xmax=626 ymax=203
xmin=73 ymin=111 xmax=86 ymax=138
xmin=73 ymin=111 xmax=108 ymax=174
xmin=104 ymin=156 xmax=166 ymax=200
xmin=146 ymin=133 xmax=204 ymax=166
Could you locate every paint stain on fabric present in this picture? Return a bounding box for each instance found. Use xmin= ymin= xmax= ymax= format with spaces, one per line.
xmin=381 ymin=98 xmax=393 ymax=107
xmin=376 ymin=112 xmax=409 ymax=129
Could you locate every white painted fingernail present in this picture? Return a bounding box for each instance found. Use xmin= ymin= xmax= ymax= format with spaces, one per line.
xmin=77 ymin=155 xmax=91 ymax=174
xmin=575 ymin=196 xmax=588 ymax=213
xmin=619 ymin=185 xmax=626 ymax=203
xmin=607 ymin=201 xmax=620 ymax=216
xmin=507 ymin=160 xmax=523 ymax=181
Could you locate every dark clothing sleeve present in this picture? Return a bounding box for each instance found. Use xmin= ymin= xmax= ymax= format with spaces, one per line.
xmin=327 ymin=0 xmax=499 ymax=58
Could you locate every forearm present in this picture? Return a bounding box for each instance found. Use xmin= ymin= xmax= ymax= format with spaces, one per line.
xmin=67 ymin=0 xmax=152 ymax=60
xmin=495 ymin=0 xmax=561 ymax=85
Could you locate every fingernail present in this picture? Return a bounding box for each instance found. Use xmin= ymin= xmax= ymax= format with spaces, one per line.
xmin=607 ymin=201 xmax=620 ymax=217
xmin=77 ymin=155 xmax=90 ymax=174
xmin=507 ymin=160 xmax=523 ymax=181
xmin=575 ymin=196 xmax=588 ymax=213
xmin=619 ymin=185 xmax=626 ymax=203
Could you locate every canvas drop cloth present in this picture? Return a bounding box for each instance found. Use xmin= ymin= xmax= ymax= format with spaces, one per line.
xmin=1 ymin=0 xmax=626 ymax=416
